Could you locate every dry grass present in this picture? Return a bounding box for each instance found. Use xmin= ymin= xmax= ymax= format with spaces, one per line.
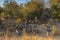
xmin=0 ymin=30 xmax=55 ymax=40
xmin=0 ymin=34 xmax=54 ymax=40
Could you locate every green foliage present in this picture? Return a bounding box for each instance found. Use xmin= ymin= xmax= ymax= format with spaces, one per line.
xmin=1 ymin=11 xmax=10 ymax=19
xmin=3 ymin=0 xmax=24 ymax=20
xmin=1 ymin=0 xmax=59 ymax=23
xmin=24 ymin=1 xmax=44 ymax=20
xmin=52 ymin=2 xmax=60 ymax=21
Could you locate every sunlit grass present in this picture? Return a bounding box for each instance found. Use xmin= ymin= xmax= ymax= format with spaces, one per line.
xmin=0 ymin=29 xmax=55 ymax=40
xmin=0 ymin=34 xmax=54 ymax=40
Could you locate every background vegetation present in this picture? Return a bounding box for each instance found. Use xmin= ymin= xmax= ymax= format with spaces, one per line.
xmin=0 ymin=0 xmax=60 ymax=37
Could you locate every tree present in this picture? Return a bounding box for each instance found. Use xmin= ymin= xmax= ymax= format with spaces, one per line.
xmin=24 ymin=1 xmax=44 ymax=20
xmin=4 ymin=0 xmax=24 ymax=20
xmin=0 ymin=6 xmax=3 ymax=14
xmin=0 ymin=7 xmax=4 ymax=25
xmin=49 ymin=0 xmax=60 ymax=7
xmin=51 ymin=1 xmax=60 ymax=22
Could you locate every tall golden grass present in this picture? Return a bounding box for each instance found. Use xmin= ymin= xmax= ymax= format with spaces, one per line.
xmin=0 ymin=29 xmax=55 ymax=40
xmin=0 ymin=34 xmax=54 ymax=40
